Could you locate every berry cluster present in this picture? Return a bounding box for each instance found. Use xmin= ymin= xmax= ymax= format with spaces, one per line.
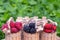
xmin=44 ymin=23 xmax=56 ymax=33
xmin=1 ymin=17 xmax=57 ymax=34
xmin=1 ymin=24 xmax=8 ymax=30
xmin=10 ymin=21 xmax=22 ymax=33
xmin=23 ymin=23 xmax=36 ymax=34
xmin=1 ymin=21 xmax=22 ymax=33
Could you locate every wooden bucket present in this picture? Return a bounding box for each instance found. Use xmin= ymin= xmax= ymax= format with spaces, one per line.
xmin=5 ymin=31 xmax=21 ymax=40
xmin=41 ymin=32 xmax=57 ymax=40
xmin=23 ymin=31 xmax=39 ymax=40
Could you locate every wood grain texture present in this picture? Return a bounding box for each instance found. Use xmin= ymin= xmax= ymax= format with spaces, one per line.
xmin=5 ymin=31 xmax=21 ymax=40
xmin=23 ymin=31 xmax=39 ymax=40
xmin=41 ymin=32 xmax=57 ymax=40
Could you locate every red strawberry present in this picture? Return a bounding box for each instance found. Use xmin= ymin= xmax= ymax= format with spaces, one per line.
xmin=44 ymin=29 xmax=52 ymax=33
xmin=15 ymin=22 xmax=22 ymax=30
xmin=11 ymin=28 xmax=18 ymax=33
xmin=10 ymin=21 xmax=15 ymax=28
xmin=1 ymin=24 xmax=8 ymax=30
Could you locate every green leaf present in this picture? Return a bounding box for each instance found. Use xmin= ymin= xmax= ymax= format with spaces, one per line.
xmin=29 ymin=0 xmax=37 ymax=5
xmin=0 ymin=7 xmax=5 ymax=13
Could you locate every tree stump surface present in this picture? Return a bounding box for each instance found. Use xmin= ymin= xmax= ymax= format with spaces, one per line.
xmin=1 ymin=36 xmax=60 ymax=40
xmin=57 ymin=36 xmax=60 ymax=40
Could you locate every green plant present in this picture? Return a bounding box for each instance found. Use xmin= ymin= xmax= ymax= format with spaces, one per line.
xmin=0 ymin=0 xmax=60 ymax=39
xmin=0 ymin=30 xmax=5 ymax=40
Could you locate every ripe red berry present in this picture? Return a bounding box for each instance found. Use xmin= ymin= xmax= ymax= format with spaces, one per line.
xmin=1 ymin=24 xmax=8 ymax=30
xmin=52 ymin=25 xmax=56 ymax=31
xmin=15 ymin=22 xmax=22 ymax=30
xmin=44 ymin=29 xmax=52 ymax=33
xmin=10 ymin=21 xmax=15 ymax=28
xmin=44 ymin=23 xmax=52 ymax=30
xmin=44 ymin=23 xmax=57 ymax=33
xmin=11 ymin=28 xmax=18 ymax=33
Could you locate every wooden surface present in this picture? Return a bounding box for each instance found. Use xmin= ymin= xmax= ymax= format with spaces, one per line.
xmin=41 ymin=32 xmax=57 ymax=40
xmin=5 ymin=31 xmax=21 ymax=40
xmin=2 ymin=36 xmax=60 ymax=40
xmin=23 ymin=32 xmax=39 ymax=40
xmin=5 ymin=31 xmax=59 ymax=40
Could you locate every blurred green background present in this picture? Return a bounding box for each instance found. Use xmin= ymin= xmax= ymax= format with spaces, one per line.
xmin=0 ymin=0 xmax=60 ymax=40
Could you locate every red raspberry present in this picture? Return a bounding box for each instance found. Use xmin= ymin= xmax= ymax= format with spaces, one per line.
xmin=11 ymin=28 xmax=18 ymax=33
xmin=44 ymin=23 xmax=52 ymax=30
xmin=10 ymin=21 xmax=15 ymax=28
xmin=52 ymin=25 xmax=56 ymax=31
xmin=1 ymin=24 xmax=8 ymax=30
xmin=44 ymin=29 xmax=52 ymax=33
xmin=44 ymin=23 xmax=56 ymax=33
xmin=15 ymin=22 xmax=22 ymax=30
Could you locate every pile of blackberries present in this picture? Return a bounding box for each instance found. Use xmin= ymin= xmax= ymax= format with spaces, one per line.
xmin=23 ymin=23 xmax=36 ymax=34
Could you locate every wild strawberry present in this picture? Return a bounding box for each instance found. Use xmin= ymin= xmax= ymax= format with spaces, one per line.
xmin=10 ymin=21 xmax=15 ymax=28
xmin=15 ymin=22 xmax=22 ymax=30
xmin=11 ymin=28 xmax=18 ymax=33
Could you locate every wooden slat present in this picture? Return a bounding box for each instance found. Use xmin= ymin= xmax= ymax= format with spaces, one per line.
xmin=23 ymin=32 xmax=39 ymax=40
xmin=41 ymin=32 xmax=57 ymax=40
xmin=5 ymin=31 xmax=21 ymax=40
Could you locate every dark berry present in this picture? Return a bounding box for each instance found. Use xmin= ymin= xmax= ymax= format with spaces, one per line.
xmin=23 ymin=25 xmax=30 ymax=33
xmin=29 ymin=23 xmax=35 ymax=28
xmin=30 ymin=28 xmax=36 ymax=34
